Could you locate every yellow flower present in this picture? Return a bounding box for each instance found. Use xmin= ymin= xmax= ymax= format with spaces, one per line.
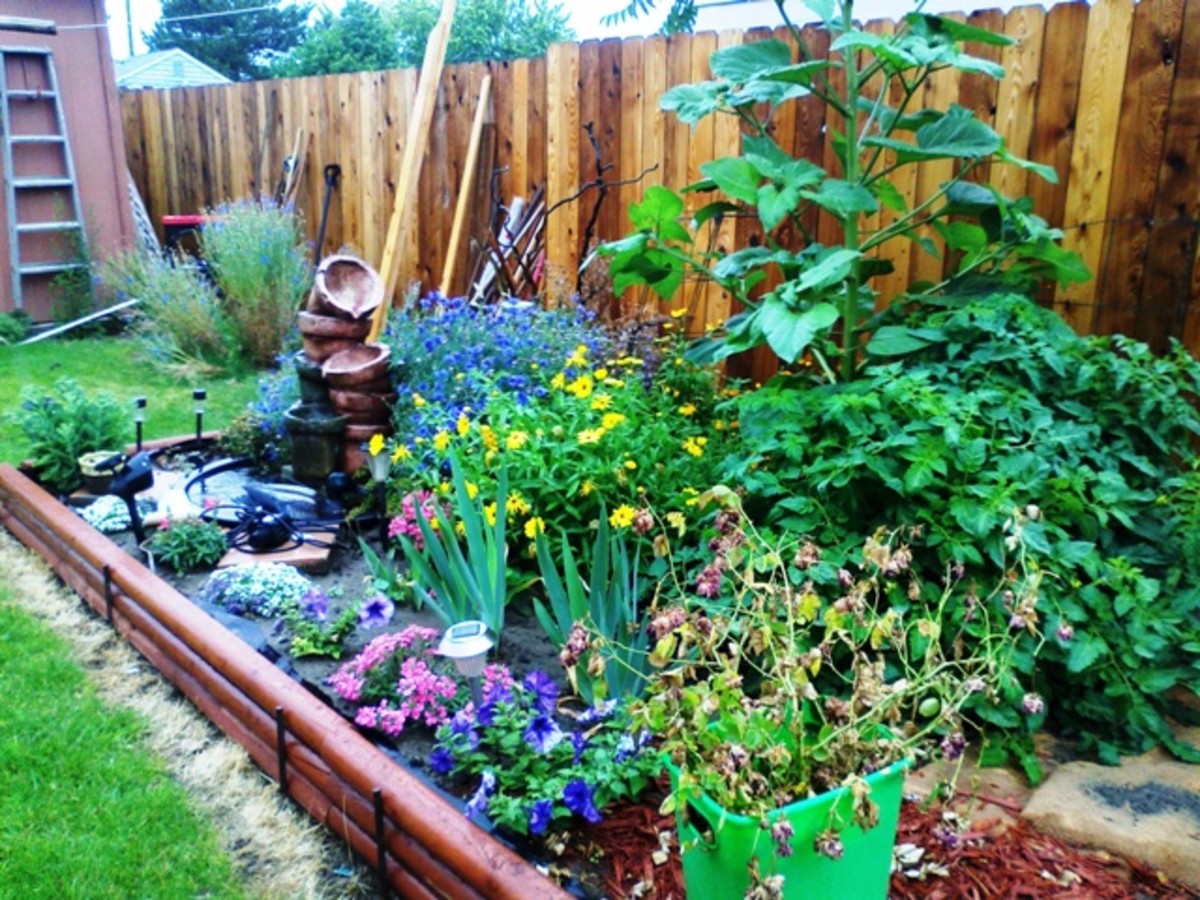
xmin=714 ymin=419 xmax=726 ymax=431
xmin=390 ymin=444 xmax=410 ymax=463
xmin=678 ymin=403 xmax=697 ymax=417
xmin=507 ymin=493 xmax=530 ymax=517
xmin=524 ymin=517 xmax=545 ymax=539
xmin=590 ymin=393 xmax=612 ymax=411
xmin=412 ymin=392 xmax=427 ymax=409
xmin=624 ymin=459 xmax=637 ymax=470
xmin=566 ymin=374 xmax=594 ymax=399
xmin=433 ymin=430 xmax=451 ymax=452
xmin=617 ymin=356 xmax=642 ymax=367
xmin=506 ymin=430 xmax=529 ymax=450
xmin=666 ymin=511 xmax=686 ymax=535
xmin=603 ymin=377 xmax=626 ymax=388
xmin=550 ymin=372 xmax=567 ymax=390
xmin=601 ymin=412 xmax=626 ymax=430
xmin=465 ymin=480 xmax=479 ymax=500
xmin=484 ymin=502 xmax=498 ymax=526
xmin=577 ymin=427 xmax=606 ymax=445
xmin=670 ymin=307 xmax=688 ymax=319
xmin=480 ymin=424 xmax=499 ymax=452
xmin=455 ymin=519 xmax=467 ymax=537
xmin=594 ymin=367 xmax=609 ymax=381
xmin=580 ymin=480 xmax=594 ymax=497
xmin=438 ymin=481 xmax=451 ymax=495
xmin=368 ymin=434 xmax=385 ymax=456
xmin=609 ymin=505 xmax=636 ymax=529
xmin=456 ymin=414 xmax=470 ymax=437
xmin=682 ymin=437 xmax=706 ymax=458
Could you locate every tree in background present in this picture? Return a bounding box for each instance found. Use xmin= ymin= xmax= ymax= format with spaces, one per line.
xmin=272 ymin=0 xmax=401 ymax=77
xmin=394 ymin=0 xmax=575 ymax=67
xmin=602 ymin=0 xmax=696 ymax=33
xmin=146 ymin=0 xmax=313 ymax=81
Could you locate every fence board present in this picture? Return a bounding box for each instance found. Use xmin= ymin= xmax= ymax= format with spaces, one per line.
xmin=119 ymin=0 xmax=1200 ymax=357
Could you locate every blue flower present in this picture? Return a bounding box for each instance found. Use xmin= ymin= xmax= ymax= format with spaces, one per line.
xmin=448 ymin=710 xmax=480 ymax=750
xmin=476 ymin=701 xmax=499 ymax=727
xmin=358 ymin=593 xmax=394 ymax=629
xmin=523 ymin=671 xmax=559 ymax=715
xmin=572 ymin=731 xmax=587 ymax=765
xmin=523 ymin=714 xmax=564 ymax=755
xmin=615 ymin=728 xmax=652 ymax=763
xmin=562 ymin=779 xmax=602 ymax=824
xmin=464 ymin=771 xmax=496 ymax=821
xmin=429 ymin=745 xmax=455 ymax=775
xmin=577 ymin=699 xmax=617 ymax=725
xmin=483 ymin=682 xmax=513 ymax=706
xmin=527 ymin=799 xmax=554 ymax=836
xmin=300 ymin=588 xmax=328 ymax=622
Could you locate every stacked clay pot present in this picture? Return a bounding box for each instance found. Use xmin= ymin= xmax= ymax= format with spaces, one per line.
xmin=300 ymin=255 xmax=394 ymax=475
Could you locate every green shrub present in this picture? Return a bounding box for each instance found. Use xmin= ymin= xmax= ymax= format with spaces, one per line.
xmin=9 ymin=378 xmax=126 ymax=493
xmin=728 ymin=293 xmax=1200 ymax=763
xmin=147 ymin=517 xmax=228 ymax=572
xmin=201 ymin=199 xmax=309 ymax=368
xmin=0 ymin=311 xmax=30 ymax=345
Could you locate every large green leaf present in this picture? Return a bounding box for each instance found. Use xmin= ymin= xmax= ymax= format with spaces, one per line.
xmin=700 ymin=157 xmax=761 ymax=205
xmin=802 ymin=179 xmax=879 ymax=217
xmin=1068 ymin=632 xmax=1109 ymax=673
xmin=759 ymin=298 xmax=838 ymax=363
xmin=867 ymin=325 xmax=932 ymax=356
xmin=712 ymin=246 xmax=798 ymax=280
xmin=660 ymin=81 xmax=723 ymax=123
xmin=996 ymin=146 xmax=1059 ymax=184
xmin=610 ymin=247 xmax=682 ymax=299
xmin=757 ymin=181 xmax=803 ymax=231
xmin=864 ymin=105 xmax=1002 ymax=163
xmin=796 ymin=247 xmax=861 ymax=293
xmin=710 ymin=39 xmax=792 ymax=82
xmin=906 ymin=12 xmax=1014 ymax=47
xmin=629 ymin=185 xmax=691 ymax=241
xmin=759 ymin=60 xmax=831 ymax=86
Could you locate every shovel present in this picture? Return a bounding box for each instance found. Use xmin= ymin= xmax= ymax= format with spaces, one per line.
xmin=313 ymin=163 xmax=341 ymax=273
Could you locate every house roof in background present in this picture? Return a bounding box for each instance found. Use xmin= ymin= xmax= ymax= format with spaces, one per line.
xmin=113 ymin=48 xmax=231 ymax=90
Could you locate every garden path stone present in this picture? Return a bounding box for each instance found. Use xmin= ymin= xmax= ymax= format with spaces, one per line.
xmin=1020 ymin=744 xmax=1200 ymax=889
xmin=216 ymin=529 xmax=338 ymax=575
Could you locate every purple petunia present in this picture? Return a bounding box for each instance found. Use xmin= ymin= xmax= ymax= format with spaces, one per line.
xmin=577 ymin=699 xmax=617 ymax=725
xmin=429 ymin=746 xmax=455 ymax=775
xmin=358 ymin=592 xmax=395 ymax=629
xmin=572 ymin=731 xmax=587 ymax=766
xmin=464 ymin=771 xmax=496 ymax=821
xmin=448 ymin=710 xmax=480 ymax=750
xmin=523 ymin=671 xmax=559 ymax=715
xmin=563 ymin=779 xmax=602 ymax=824
xmin=615 ymin=728 xmax=653 ymax=763
xmin=300 ymin=588 xmax=328 ymax=622
xmin=523 ymin=713 xmax=564 ymax=755
xmin=476 ymin=701 xmax=499 ymax=727
xmin=527 ymin=799 xmax=554 ymax=836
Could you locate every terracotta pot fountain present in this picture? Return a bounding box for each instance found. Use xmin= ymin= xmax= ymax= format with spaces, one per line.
xmin=307 ymin=255 xmax=385 ymax=320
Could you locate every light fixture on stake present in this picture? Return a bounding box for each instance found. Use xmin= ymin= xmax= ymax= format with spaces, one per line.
xmin=192 ymin=388 xmax=207 ymax=445
xmin=438 ymin=621 xmax=493 ymax=707
xmin=133 ymin=396 xmax=146 ymax=452
xmin=365 ymin=434 xmax=391 ymax=547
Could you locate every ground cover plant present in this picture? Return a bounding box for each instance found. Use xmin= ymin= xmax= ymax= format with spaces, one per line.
xmin=0 ymin=584 xmax=245 ymax=898
xmin=0 ymin=336 xmax=258 ymax=467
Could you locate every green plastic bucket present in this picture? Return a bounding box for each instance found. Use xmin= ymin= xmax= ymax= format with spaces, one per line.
xmin=668 ymin=759 xmax=908 ymax=900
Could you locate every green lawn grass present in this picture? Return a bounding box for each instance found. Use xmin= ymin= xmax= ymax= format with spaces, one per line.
xmin=0 ymin=585 xmax=245 ymax=898
xmin=0 ymin=337 xmax=260 ymax=464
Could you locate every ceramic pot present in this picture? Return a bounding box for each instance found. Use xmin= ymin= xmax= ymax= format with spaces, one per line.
xmin=322 ymin=343 xmax=392 ymax=389
xmin=78 ymin=450 xmax=120 ymax=495
xmin=308 ymin=255 xmax=385 ymax=320
xmin=297 ymin=310 xmax=372 ymax=340
xmin=283 ymin=402 xmax=347 ymax=486
xmin=329 ymin=389 xmax=396 ymax=415
xmin=302 ymin=335 xmax=361 ymax=364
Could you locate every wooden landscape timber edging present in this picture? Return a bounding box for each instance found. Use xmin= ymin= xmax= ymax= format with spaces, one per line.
xmin=122 ymin=0 xmax=1200 ymax=366
xmin=0 ymin=463 xmax=568 ymax=900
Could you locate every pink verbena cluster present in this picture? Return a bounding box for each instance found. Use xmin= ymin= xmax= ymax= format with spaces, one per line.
xmin=328 ymin=625 xmax=457 ymax=735
xmin=387 ymin=490 xmax=445 ymax=551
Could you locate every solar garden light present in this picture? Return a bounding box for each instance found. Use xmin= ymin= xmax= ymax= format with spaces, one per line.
xmin=365 ymin=435 xmax=391 ymax=547
xmin=439 ymin=621 xmax=493 ymax=708
xmin=133 ymin=396 xmax=146 ymax=452
xmin=192 ymin=388 xmax=207 ymax=445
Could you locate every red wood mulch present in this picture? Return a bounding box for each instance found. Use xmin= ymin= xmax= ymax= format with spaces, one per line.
xmin=576 ymin=792 xmax=1199 ymax=899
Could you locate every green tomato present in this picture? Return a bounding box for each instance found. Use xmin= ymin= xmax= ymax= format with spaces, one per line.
xmin=918 ymin=697 xmax=941 ymax=718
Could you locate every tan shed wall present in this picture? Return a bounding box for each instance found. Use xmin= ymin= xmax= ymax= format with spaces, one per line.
xmin=0 ymin=0 xmax=134 ymax=320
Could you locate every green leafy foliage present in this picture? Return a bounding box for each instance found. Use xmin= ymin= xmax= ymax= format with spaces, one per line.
xmin=8 ymin=378 xmax=126 ymax=493
xmin=0 ymin=311 xmax=30 ymax=345
xmin=728 ymin=293 xmax=1200 ymax=761
xmin=391 ymin=0 xmax=574 ymax=67
xmin=147 ymin=517 xmax=229 ymax=572
xmin=271 ymin=0 xmax=400 ymax=77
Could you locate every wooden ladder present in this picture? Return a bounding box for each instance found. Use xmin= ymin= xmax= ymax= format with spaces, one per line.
xmin=0 ymin=46 xmax=86 ymax=311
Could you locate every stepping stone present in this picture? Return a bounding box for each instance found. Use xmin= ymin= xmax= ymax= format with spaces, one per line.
xmin=1021 ymin=745 xmax=1200 ymax=889
xmin=216 ymin=531 xmax=338 ymax=575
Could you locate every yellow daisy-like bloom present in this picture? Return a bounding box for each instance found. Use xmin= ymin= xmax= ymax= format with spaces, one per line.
xmin=609 ymin=505 xmax=636 ymax=529
xmin=624 ymin=459 xmax=637 ymax=470
xmin=433 ymin=430 xmax=451 ymax=452
xmin=590 ymin=393 xmax=612 ymax=411
xmin=480 ymin=425 xmax=499 ymax=452
xmin=666 ymin=511 xmax=687 ymax=535
xmin=506 ymin=430 xmax=528 ymax=450
xmin=566 ymin=374 xmax=594 ymax=399
xmin=670 ymin=307 xmax=688 ymax=319
xmin=594 ymin=367 xmax=609 ymax=381
xmin=454 ymin=520 xmax=466 ymax=537
xmin=682 ymin=436 xmax=707 ymax=458
xmin=603 ymin=377 xmax=626 ymax=389
xmin=714 ymin=419 xmax=726 ymax=431
xmin=616 ymin=356 xmax=642 ymax=367
xmin=580 ymin=480 xmax=594 ymax=497
xmin=507 ymin=493 xmax=530 ymax=517
xmin=577 ymin=427 xmax=606 ymax=445
xmin=368 ymin=434 xmax=385 ymax=456
xmin=390 ymin=444 xmax=410 ymax=463
xmin=465 ymin=480 xmax=480 ymax=501
xmin=438 ymin=481 xmax=451 ymax=496
xmin=524 ymin=517 xmax=545 ymax=539
xmin=412 ymin=392 xmax=427 ymax=408
xmin=484 ymin=502 xmax=498 ymax=527
xmin=456 ymin=414 xmax=470 ymax=437
xmin=550 ymin=372 xmax=567 ymax=390
xmin=601 ymin=412 xmax=626 ymax=430
xmin=678 ymin=403 xmax=697 ymax=417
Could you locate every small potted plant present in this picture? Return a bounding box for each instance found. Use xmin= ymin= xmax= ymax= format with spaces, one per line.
xmin=144 ymin=516 xmax=228 ymax=573
xmin=619 ymin=488 xmax=1044 ymax=899
xmin=77 ymin=450 xmax=121 ymax=495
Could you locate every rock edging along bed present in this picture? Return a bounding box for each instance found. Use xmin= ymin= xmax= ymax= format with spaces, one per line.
xmin=0 ymin=464 xmax=567 ymax=900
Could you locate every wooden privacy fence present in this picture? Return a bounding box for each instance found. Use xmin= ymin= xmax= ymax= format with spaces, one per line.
xmin=122 ymin=0 xmax=1200 ymax=360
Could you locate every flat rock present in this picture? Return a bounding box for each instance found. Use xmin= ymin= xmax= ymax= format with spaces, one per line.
xmin=1021 ymin=748 xmax=1200 ymax=889
xmin=216 ymin=530 xmax=338 ymax=575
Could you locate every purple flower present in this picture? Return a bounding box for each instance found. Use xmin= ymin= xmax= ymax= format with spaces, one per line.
xmin=449 ymin=710 xmax=480 ymax=750
xmin=523 ymin=713 xmax=564 ymax=755
xmin=483 ymin=683 xmax=513 ymax=706
xmin=577 ymin=699 xmax=617 ymax=725
xmin=528 ymin=799 xmax=554 ymax=835
xmin=615 ymin=729 xmax=652 ymax=763
xmin=1056 ymin=623 xmax=1075 ymax=643
xmin=562 ymin=779 xmax=602 ymax=824
xmin=571 ymin=731 xmax=587 ymax=765
xmin=464 ymin=771 xmax=496 ymax=821
xmin=300 ymin=588 xmax=328 ymax=622
xmin=476 ymin=701 xmax=498 ymax=728
xmin=358 ymin=592 xmax=395 ymax=629
xmin=523 ymin=671 xmax=559 ymax=714
xmin=429 ymin=745 xmax=455 ymax=775
xmin=1022 ymin=692 xmax=1045 ymax=716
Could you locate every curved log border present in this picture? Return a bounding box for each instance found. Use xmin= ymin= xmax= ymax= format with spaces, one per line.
xmin=0 ymin=463 xmax=565 ymax=900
